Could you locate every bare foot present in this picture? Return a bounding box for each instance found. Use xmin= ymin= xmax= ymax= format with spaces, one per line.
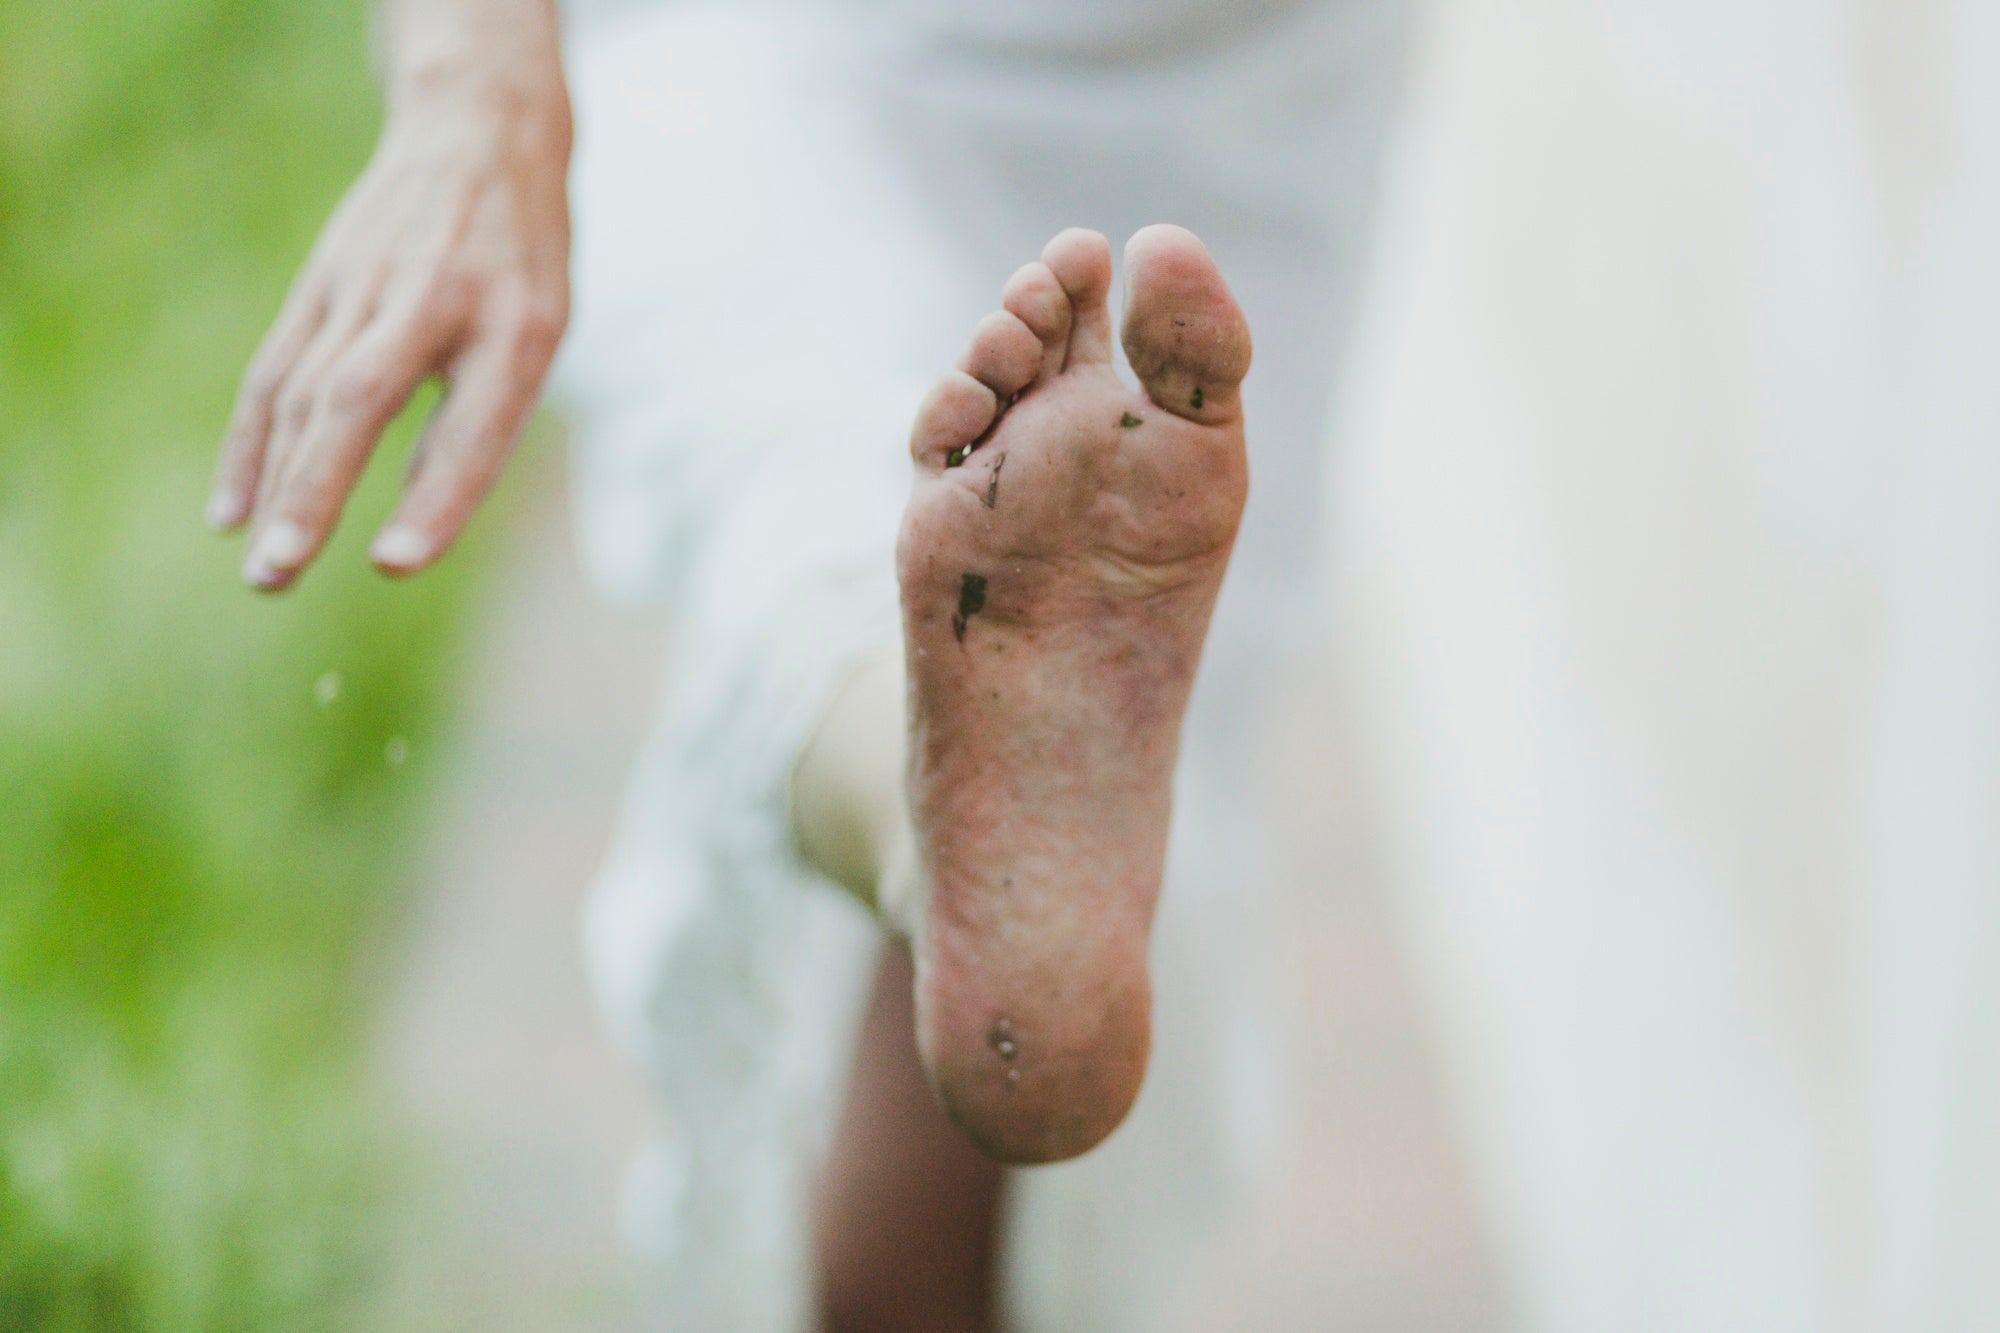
xmin=897 ymin=226 xmax=1251 ymax=1163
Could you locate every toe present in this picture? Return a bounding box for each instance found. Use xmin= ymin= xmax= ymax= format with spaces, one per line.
xmin=957 ymin=310 xmax=1044 ymax=400
xmin=910 ymin=370 xmax=999 ymax=471
xmin=1041 ymin=228 xmax=1115 ymax=369
xmin=1119 ymin=224 xmax=1252 ymax=425
xmin=1001 ymin=261 xmax=1071 ymax=385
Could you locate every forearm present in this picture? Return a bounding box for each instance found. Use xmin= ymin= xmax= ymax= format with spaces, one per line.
xmin=372 ymin=0 xmax=570 ymax=133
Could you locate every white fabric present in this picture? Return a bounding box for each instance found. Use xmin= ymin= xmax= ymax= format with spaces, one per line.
xmin=1331 ymin=0 xmax=2000 ymax=1327
xmin=552 ymin=2 xmax=1406 ymax=1329
xmin=553 ymin=0 xmax=2000 ymax=1327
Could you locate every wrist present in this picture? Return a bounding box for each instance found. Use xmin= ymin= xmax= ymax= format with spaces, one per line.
xmin=390 ymin=58 xmax=567 ymax=126
xmin=377 ymin=2 xmax=570 ymax=150
xmin=385 ymin=62 xmax=572 ymax=163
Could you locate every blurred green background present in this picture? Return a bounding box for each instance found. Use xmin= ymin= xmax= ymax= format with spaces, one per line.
xmin=0 ymin=4 xmax=514 ymax=1327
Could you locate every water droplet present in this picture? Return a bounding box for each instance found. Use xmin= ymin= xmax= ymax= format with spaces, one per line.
xmin=1007 ymin=1069 xmax=1020 ymax=1083
xmin=384 ymin=736 xmax=410 ymax=766
xmin=313 ymin=671 xmax=343 ymax=707
xmin=996 ymin=1038 xmax=1017 ymax=1059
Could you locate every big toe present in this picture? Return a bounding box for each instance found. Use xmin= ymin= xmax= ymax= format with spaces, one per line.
xmin=1120 ymin=225 xmax=1252 ymax=425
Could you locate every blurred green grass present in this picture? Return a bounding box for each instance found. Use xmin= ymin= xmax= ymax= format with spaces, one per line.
xmin=0 ymin=4 xmax=514 ymax=1328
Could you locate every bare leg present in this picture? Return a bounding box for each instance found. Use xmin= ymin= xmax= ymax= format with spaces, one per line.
xmin=796 ymin=651 xmax=1003 ymax=1326
xmin=814 ymin=945 xmax=1004 ymax=1333
xmin=792 ymin=646 xmax=916 ymax=925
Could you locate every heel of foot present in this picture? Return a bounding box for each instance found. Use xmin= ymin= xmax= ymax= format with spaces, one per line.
xmin=916 ymin=956 xmax=1152 ymax=1164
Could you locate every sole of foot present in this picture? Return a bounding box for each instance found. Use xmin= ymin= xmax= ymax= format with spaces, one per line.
xmin=896 ymin=225 xmax=1251 ymax=1163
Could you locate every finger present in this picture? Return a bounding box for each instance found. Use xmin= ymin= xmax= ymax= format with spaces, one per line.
xmin=239 ymin=316 xmax=374 ymax=587
xmin=241 ymin=308 xmax=452 ymax=590
xmin=208 ymin=281 xmax=329 ymax=531
xmin=369 ymin=303 xmax=562 ymax=575
xmin=250 ymin=293 xmax=374 ymax=509
xmin=240 ymin=254 xmax=401 ymax=554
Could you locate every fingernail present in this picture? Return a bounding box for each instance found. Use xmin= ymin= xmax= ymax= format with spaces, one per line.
xmin=241 ymin=540 xmax=285 ymax=587
xmin=242 ymin=558 xmax=286 ymax=590
xmin=370 ymin=526 xmax=429 ymax=570
xmin=259 ymin=520 xmax=311 ymax=568
xmin=206 ymin=490 xmax=247 ymax=531
xmin=244 ymin=521 xmax=310 ymax=583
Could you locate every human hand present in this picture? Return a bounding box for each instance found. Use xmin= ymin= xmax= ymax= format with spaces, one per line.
xmin=209 ymin=79 xmax=570 ymax=589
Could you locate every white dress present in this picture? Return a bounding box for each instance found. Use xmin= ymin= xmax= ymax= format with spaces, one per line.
xmin=1332 ymin=0 xmax=2000 ymax=1327
xmin=550 ymin=1 xmax=1408 ymax=1328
